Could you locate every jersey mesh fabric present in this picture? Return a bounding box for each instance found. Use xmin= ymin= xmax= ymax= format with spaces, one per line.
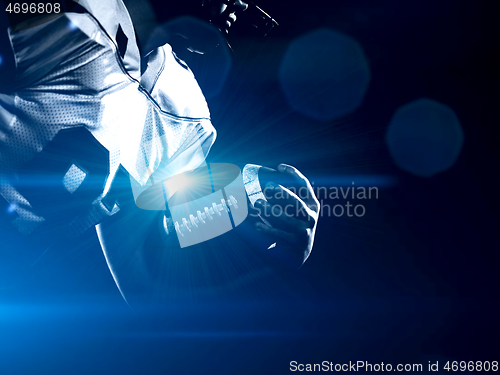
xmin=0 ymin=0 xmax=216 ymax=234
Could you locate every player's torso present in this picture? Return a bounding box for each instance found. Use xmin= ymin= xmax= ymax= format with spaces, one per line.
xmin=0 ymin=0 xmax=214 ymax=239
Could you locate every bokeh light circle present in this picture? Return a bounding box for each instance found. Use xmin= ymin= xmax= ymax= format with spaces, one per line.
xmin=279 ymin=28 xmax=371 ymax=121
xmin=145 ymin=16 xmax=232 ymax=99
xmin=386 ymin=98 xmax=464 ymax=177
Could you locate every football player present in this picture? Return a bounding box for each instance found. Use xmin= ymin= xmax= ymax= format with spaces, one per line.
xmin=0 ymin=0 xmax=319 ymax=304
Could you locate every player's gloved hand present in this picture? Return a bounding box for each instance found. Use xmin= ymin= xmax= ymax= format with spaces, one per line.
xmin=203 ymin=0 xmax=249 ymax=34
xmin=253 ymin=163 xmax=320 ymax=268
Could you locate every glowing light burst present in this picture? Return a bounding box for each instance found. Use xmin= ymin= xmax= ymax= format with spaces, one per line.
xmin=168 ymin=173 xmax=195 ymax=193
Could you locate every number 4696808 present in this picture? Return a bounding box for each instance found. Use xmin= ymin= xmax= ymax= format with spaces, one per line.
xmin=444 ymin=361 xmax=498 ymax=372
xmin=6 ymin=3 xmax=61 ymax=14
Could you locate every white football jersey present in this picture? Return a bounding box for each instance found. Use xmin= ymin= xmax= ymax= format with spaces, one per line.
xmin=0 ymin=0 xmax=216 ymax=235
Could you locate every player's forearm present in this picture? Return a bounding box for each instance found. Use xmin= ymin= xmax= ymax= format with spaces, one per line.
xmin=96 ymin=200 xmax=171 ymax=306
